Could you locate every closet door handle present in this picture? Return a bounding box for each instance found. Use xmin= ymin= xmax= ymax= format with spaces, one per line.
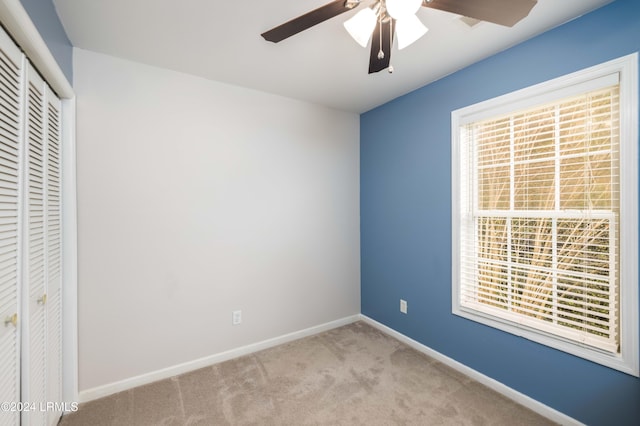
xmin=37 ymin=294 xmax=47 ymax=305
xmin=4 ymin=313 xmax=17 ymax=328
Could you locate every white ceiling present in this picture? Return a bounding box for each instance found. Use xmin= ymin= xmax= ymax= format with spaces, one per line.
xmin=53 ymin=0 xmax=612 ymax=113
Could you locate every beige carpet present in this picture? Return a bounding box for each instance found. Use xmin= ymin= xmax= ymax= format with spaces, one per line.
xmin=59 ymin=321 xmax=556 ymax=425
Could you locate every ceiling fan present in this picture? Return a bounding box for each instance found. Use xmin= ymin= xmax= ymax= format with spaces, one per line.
xmin=261 ymin=0 xmax=538 ymax=74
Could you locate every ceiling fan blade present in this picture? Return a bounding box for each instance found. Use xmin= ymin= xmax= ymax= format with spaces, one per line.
xmin=261 ymin=0 xmax=359 ymax=43
xmin=422 ymin=0 xmax=538 ymax=27
xmin=369 ymin=19 xmax=394 ymax=74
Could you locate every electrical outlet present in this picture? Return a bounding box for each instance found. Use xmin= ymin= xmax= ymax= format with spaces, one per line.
xmin=232 ymin=310 xmax=242 ymax=325
xmin=400 ymin=299 xmax=407 ymax=314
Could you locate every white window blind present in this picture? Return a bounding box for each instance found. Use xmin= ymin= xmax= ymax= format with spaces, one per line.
xmin=460 ymin=85 xmax=620 ymax=352
xmin=452 ymin=55 xmax=638 ymax=376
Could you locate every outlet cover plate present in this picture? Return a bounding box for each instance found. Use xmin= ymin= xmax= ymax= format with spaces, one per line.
xmin=232 ymin=310 xmax=242 ymax=325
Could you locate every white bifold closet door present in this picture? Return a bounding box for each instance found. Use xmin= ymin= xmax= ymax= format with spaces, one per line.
xmin=44 ymin=84 xmax=62 ymax=426
xmin=22 ymin=65 xmax=63 ymax=426
xmin=0 ymin=23 xmax=63 ymax=426
xmin=0 ymin=24 xmax=23 ymax=426
xmin=23 ymin=62 xmax=48 ymax=426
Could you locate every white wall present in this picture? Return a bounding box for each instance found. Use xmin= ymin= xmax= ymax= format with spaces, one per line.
xmin=74 ymin=48 xmax=360 ymax=393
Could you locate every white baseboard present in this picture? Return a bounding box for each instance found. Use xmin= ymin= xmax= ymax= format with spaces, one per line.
xmin=359 ymin=315 xmax=583 ymax=426
xmin=79 ymin=314 xmax=360 ymax=403
xmin=80 ymin=313 xmax=581 ymax=426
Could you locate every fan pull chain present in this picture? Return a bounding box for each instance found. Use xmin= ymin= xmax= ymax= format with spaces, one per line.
xmin=377 ymin=17 xmax=384 ymax=60
xmin=388 ymin=19 xmax=394 ymax=73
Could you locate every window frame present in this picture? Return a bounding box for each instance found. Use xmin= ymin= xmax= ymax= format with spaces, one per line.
xmin=451 ymin=54 xmax=639 ymax=377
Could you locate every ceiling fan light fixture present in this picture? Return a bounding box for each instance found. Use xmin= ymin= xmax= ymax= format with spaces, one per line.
xmin=385 ymin=0 xmax=423 ymax=20
xmin=344 ymin=7 xmax=377 ymax=47
xmin=395 ymin=13 xmax=428 ymax=49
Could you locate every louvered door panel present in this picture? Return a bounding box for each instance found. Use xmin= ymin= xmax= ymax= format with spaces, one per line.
xmin=0 ymin=24 xmax=65 ymax=426
xmin=0 ymin=27 xmax=23 ymax=426
xmin=45 ymin=87 xmax=62 ymax=425
xmin=23 ymin=64 xmax=47 ymax=426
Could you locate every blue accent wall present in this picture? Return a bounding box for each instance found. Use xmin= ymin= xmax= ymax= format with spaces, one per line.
xmin=360 ymin=0 xmax=640 ymax=424
xmin=19 ymin=0 xmax=72 ymax=83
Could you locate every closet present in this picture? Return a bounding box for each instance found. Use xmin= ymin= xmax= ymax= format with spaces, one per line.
xmin=0 ymin=22 xmax=62 ymax=426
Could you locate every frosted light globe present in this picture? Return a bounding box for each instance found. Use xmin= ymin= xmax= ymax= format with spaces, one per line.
xmin=386 ymin=0 xmax=423 ymax=20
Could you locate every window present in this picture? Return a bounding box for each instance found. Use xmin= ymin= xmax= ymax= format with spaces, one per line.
xmin=452 ymin=54 xmax=638 ymax=376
